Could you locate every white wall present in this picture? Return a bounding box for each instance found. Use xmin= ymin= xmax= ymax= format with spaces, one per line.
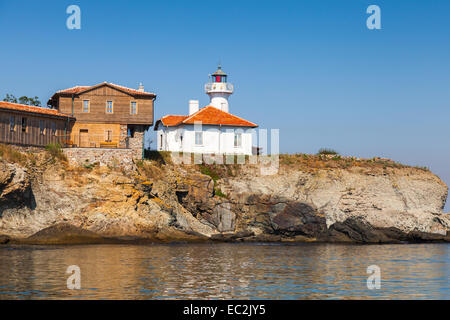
xmin=157 ymin=125 xmax=255 ymax=155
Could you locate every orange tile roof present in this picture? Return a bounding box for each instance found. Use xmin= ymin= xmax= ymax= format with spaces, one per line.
xmin=159 ymin=115 xmax=189 ymax=126
xmin=56 ymin=86 xmax=90 ymax=94
xmin=0 ymin=101 xmax=73 ymax=118
xmin=157 ymin=106 xmax=257 ymax=128
xmin=56 ymin=82 xmax=156 ymax=97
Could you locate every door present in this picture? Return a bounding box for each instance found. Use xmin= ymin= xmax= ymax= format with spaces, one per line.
xmin=79 ymin=129 xmax=89 ymax=147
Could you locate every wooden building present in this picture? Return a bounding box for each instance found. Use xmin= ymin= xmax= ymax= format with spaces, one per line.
xmin=47 ymin=82 xmax=156 ymax=149
xmin=0 ymin=101 xmax=74 ymax=147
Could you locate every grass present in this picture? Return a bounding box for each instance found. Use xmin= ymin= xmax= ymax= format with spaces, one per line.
xmin=136 ymin=159 xmax=164 ymax=180
xmin=82 ymin=160 xmax=99 ymax=170
xmin=197 ymin=164 xmax=232 ymax=198
xmin=0 ymin=144 xmax=27 ymax=165
xmin=144 ymin=149 xmax=173 ymax=166
xmin=278 ymin=153 xmax=416 ymax=171
xmin=214 ymin=187 xmax=228 ymax=198
xmin=45 ymin=143 xmax=66 ymax=161
xmin=413 ymin=165 xmax=430 ymax=172
xmin=198 ymin=164 xmax=221 ymax=182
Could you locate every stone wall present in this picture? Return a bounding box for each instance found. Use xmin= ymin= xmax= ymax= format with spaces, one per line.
xmin=63 ymin=148 xmax=136 ymax=170
xmin=119 ymin=125 xmax=127 ymax=148
xmin=128 ymin=125 xmax=145 ymax=160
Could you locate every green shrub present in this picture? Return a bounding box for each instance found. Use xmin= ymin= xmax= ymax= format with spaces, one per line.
xmin=214 ymin=187 xmax=228 ymax=198
xmin=45 ymin=143 xmax=66 ymax=161
xmin=317 ymin=148 xmax=339 ymax=155
xmin=199 ymin=164 xmax=220 ymax=182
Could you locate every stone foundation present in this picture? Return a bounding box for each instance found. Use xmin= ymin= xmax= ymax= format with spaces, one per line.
xmin=119 ymin=125 xmax=128 ymax=148
xmin=63 ymin=148 xmax=136 ymax=170
xmin=128 ymin=125 xmax=145 ymax=160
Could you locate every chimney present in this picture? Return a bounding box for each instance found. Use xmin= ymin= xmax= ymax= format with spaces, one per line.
xmin=138 ymin=82 xmax=145 ymax=92
xmin=189 ymin=100 xmax=199 ymax=115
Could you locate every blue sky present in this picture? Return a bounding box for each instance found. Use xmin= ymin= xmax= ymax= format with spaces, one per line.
xmin=0 ymin=0 xmax=449 ymax=210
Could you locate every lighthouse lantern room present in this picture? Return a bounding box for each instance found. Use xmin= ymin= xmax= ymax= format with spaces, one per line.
xmin=205 ymin=65 xmax=234 ymax=113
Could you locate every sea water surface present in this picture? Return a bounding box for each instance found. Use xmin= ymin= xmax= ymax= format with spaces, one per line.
xmin=0 ymin=243 xmax=448 ymax=299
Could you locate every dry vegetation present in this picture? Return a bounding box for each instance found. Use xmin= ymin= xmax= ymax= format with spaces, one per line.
xmin=0 ymin=144 xmax=430 ymax=186
xmin=139 ymin=151 xmax=430 ymax=184
xmin=0 ymin=143 xmax=68 ymax=170
xmin=136 ymin=160 xmax=165 ymax=180
xmin=0 ymin=143 xmax=29 ymax=165
xmin=279 ymin=153 xmax=429 ymax=172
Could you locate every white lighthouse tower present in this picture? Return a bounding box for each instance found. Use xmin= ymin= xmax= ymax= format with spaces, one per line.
xmin=204 ymin=65 xmax=234 ymax=113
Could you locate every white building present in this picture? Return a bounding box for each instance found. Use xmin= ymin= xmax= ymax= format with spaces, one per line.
xmin=155 ymin=66 xmax=258 ymax=155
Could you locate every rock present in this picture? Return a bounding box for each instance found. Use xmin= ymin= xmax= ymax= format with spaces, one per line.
xmin=24 ymin=223 xmax=106 ymax=244
xmin=0 ymin=153 xmax=448 ymax=244
xmin=210 ymin=230 xmax=254 ymax=241
xmin=271 ymin=201 xmax=327 ymax=237
xmin=224 ymin=166 xmax=449 ymax=242
xmin=212 ymin=203 xmax=235 ymax=232
xmin=0 ymin=162 xmax=32 ymax=211
xmin=0 ymin=235 xmax=10 ymax=244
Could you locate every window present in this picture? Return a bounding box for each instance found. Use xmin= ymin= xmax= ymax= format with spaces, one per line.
xmin=130 ymin=101 xmax=137 ymax=115
xmin=21 ymin=118 xmax=27 ymax=132
xmin=195 ymin=132 xmax=203 ymax=145
xmin=105 ymin=130 xmax=112 ymax=142
xmin=39 ymin=120 xmax=45 ymax=135
xmin=51 ymin=122 xmax=56 ymax=136
xmin=9 ymin=116 xmax=15 ymax=132
xmin=83 ymin=100 xmax=90 ymax=113
xmin=234 ymin=133 xmax=242 ymax=148
xmin=106 ymin=101 xmax=113 ymax=113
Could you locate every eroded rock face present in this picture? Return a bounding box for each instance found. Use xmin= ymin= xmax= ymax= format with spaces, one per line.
xmin=0 ymin=157 xmax=448 ymax=244
xmin=218 ymin=167 xmax=448 ymax=242
xmin=211 ymin=203 xmax=235 ymax=232
xmin=0 ymin=162 xmax=32 ymax=211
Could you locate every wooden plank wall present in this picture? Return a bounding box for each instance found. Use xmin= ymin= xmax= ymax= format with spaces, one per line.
xmin=58 ymin=86 xmax=154 ymax=125
xmin=0 ymin=110 xmax=69 ymax=147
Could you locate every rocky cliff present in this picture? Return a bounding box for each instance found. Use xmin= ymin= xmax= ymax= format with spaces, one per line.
xmin=0 ymin=147 xmax=448 ymax=244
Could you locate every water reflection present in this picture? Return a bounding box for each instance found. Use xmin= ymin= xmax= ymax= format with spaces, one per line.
xmin=0 ymin=243 xmax=448 ymax=299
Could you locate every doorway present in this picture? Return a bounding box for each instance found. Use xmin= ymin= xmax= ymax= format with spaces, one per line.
xmin=79 ymin=129 xmax=89 ymax=147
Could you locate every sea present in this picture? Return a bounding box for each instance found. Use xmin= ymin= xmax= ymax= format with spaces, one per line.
xmin=0 ymin=243 xmax=448 ymax=299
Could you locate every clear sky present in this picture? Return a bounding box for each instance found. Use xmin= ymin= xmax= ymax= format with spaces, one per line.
xmin=1 ymin=0 xmax=449 ymax=210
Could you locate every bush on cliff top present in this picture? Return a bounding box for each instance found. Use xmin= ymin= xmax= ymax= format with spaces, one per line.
xmin=317 ymin=148 xmax=339 ymax=155
xmin=45 ymin=143 xmax=66 ymax=161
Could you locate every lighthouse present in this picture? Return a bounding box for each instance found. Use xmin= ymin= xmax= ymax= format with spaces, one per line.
xmin=204 ymin=65 xmax=234 ymax=113
xmin=155 ymin=64 xmax=258 ymax=155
